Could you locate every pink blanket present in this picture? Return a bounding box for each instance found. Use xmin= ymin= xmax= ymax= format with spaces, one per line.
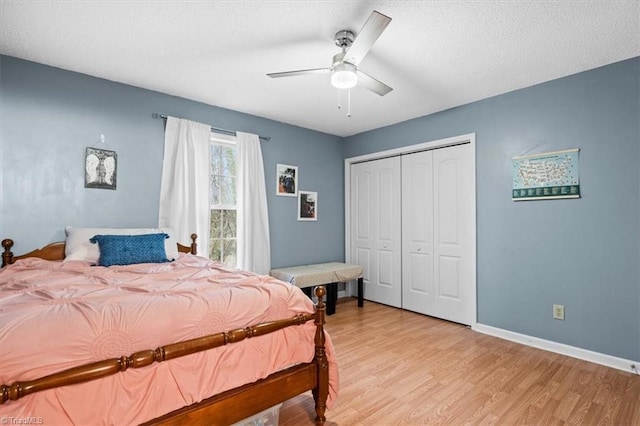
xmin=0 ymin=255 xmax=338 ymax=424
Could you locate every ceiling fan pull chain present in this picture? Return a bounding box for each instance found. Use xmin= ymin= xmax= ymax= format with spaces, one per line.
xmin=347 ymin=89 xmax=352 ymax=118
xmin=338 ymin=88 xmax=342 ymax=110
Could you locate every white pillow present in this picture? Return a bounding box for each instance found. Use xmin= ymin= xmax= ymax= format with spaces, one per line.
xmin=64 ymin=226 xmax=180 ymax=263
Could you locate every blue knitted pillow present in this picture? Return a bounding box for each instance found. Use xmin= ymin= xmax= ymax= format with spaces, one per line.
xmin=89 ymin=233 xmax=170 ymax=267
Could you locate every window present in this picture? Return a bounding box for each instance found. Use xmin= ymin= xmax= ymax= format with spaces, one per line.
xmin=210 ymin=134 xmax=237 ymax=266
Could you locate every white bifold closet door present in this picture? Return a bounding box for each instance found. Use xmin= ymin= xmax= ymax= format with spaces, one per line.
xmin=401 ymin=145 xmax=474 ymax=325
xmin=350 ymin=156 xmax=402 ymax=308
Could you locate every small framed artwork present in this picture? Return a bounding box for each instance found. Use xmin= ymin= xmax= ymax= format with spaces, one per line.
xmin=85 ymin=147 xmax=117 ymax=190
xmin=298 ymin=191 xmax=317 ymax=221
xmin=276 ymin=163 xmax=298 ymax=196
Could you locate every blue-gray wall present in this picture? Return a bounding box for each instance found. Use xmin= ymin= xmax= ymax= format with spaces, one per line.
xmin=0 ymin=55 xmax=344 ymax=268
xmin=1 ymin=54 xmax=638 ymax=361
xmin=344 ymin=57 xmax=640 ymax=361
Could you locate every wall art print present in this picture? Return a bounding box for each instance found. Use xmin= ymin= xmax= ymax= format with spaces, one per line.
xmin=298 ymin=191 xmax=317 ymax=221
xmin=512 ymin=148 xmax=580 ymax=201
xmin=276 ymin=163 xmax=298 ymax=196
xmin=85 ymin=147 xmax=117 ymax=190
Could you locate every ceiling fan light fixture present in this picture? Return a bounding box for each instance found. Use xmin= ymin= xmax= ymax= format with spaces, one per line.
xmin=331 ymin=62 xmax=358 ymax=89
xmin=267 ymin=11 xmax=392 ymax=96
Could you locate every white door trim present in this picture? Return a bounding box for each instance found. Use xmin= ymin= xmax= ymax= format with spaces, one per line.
xmin=344 ymin=133 xmax=477 ymax=327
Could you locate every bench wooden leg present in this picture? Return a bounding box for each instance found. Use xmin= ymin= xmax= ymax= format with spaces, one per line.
xmin=326 ymin=283 xmax=337 ymax=315
xmin=302 ymin=286 xmax=336 ymax=315
xmin=357 ymin=277 xmax=364 ymax=307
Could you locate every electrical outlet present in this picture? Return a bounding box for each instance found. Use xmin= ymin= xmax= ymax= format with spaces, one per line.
xmin=553 ymin=304 xmax=565 ymax=320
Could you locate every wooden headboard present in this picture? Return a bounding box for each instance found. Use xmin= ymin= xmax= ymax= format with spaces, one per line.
xmin=1 ymin=234 xmax=198 ymax=268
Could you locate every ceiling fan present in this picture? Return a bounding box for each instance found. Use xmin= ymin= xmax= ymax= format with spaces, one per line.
xmin=267 ymin=10 xmax=393 ymax=97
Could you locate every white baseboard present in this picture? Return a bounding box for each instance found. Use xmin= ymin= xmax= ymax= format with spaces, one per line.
xmin=474 ymin=323 xmax=639 ymax=374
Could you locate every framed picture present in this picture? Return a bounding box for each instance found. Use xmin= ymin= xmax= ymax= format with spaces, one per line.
xmin=85 ymin=147 xmax=117 ymax=190
xmin=512 ymin=148 xmax=580 ymax=201
xmin=298 ymin=191 xmax=317 ymax=221
xmin=276 ymin=163 xmax=298 ymax=196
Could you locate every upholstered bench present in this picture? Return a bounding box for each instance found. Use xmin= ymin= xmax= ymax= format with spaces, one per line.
xmin=269 ymin=262 xmax=364 ymax=315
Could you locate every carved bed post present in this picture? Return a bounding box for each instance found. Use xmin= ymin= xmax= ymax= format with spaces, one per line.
xmin=2 ymin=239 xmax=14 ymax=268
xmin=190 ymin=233 xmax=198 ymax=255
xmin=313 ymin=285 xmax=328 ymax=425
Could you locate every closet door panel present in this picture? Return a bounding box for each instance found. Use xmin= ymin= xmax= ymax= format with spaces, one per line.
xmin=438 ymin=255 xmax=461 ymax=298
xmin=351 ymin=157 xmax=401 ymax=307
xmin=378 ymin=167 xmax=396 ymax=242
xmin=437 ymin=159 xmax=460 ymax=245
xmin=433 ymin=145 xmax=473 ymax=325
xmin=401 ymin=151 xmax=434 ymax=315
xmin=407 ymin=252 xmax=431 ymax=294
xmin=352 ymin=168 xmax=376 ymax=293
xmin=351 ymin=142 xmax=473 ymax=323
xmin=355 ymin=171 xmax=371 ymax=241
xmin=356 ymin=247 xmax=371 ymax=284
xmin=377 ymin=250 xmax=395 ymax=287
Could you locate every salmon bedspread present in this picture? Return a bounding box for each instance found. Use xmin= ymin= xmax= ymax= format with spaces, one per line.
xmin=0 ymin=255 xmax=338 ymax=425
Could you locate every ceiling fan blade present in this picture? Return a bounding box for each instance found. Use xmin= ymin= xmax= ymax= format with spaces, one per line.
xmin=344 ymin=10 xmax=392 ymax=66
xmin=357 ymin=70 xmax=393 ymax=96
xmin=267 ymin=68 xmax=331 ymax=78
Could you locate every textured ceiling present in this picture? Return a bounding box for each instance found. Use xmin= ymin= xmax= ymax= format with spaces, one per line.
xmin=1 ymin=1 xmax=638 ymax=137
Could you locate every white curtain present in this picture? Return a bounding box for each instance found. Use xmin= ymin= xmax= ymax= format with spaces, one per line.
xmin=236 ymin=132 xmax=271 ymax=274
xmin=158 ymin=117 xmax=211 ymax=256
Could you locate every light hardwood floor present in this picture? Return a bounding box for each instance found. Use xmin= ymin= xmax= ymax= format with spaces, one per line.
xmin=279 ymin=298 xmax=639 ymax=425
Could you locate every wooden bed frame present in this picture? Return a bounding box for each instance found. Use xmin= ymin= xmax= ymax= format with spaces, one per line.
xmin=0 ymin=236 xmax=330 ymax=425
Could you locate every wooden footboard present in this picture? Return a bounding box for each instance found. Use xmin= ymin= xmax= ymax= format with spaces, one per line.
xmin=1 ymin=286 xmax=329 ymax=425
xmin=144 ymin=286 xmax=328 ymax=425
xmin=0 ymin=236 xmax=330 ymax=425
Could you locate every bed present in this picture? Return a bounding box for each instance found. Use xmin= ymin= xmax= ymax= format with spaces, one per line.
xmin=0 ymin=229 xmax=338 ymax=425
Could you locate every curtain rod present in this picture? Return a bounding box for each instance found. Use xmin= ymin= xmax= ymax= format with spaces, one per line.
xmin=152 ymin=113 xmax=271 ymax=142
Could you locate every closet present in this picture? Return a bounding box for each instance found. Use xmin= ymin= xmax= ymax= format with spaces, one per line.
xmin=349 ymin=139 xmax=474 ymax=325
